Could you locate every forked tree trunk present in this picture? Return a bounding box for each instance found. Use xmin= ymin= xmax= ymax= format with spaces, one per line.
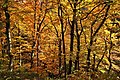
xmin=86 ymin=4 xmax=110 ymax=71
xmin=69 ymin=0 xmax=77 ymax=74
xmin=58 ymin=3 xmax=66 ymax=79
xmin=75 ymin=21 xmax=83 ymax=70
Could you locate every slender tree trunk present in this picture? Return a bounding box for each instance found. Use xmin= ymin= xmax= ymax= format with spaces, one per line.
xmin=92 ymin=53 xmax=96 ymax=71
xmin=17 ymin=26 xmax=22 ymax=69
xmin=36 ymin=34 xmax=40 ymax=69
xmin=30 ymin=0 xmax=37 ymax=69
xmin=3 ymin=0 xmax=13 ymax=71
xmin=1 ymin=39 xmax=5 ymax=58
xmin=75 ymin=20 xmax=83 ymax=70
xmin=36 ymin=39 xmax=39 ymax=71
xmin=62 ymin=20 xmax=66 ymax=79
xmin=87 ymin=24 xmax=93 ymax=71
xmin=58 ymin=39 xmax=62 ymax=78
xmin=86 ymin=5 xmax=110 ymax=71
xmin=108 ymin=32 xmax=112 ymax=73
xmin=96 ymin=38 xmax=107 ymax=69
xmin=69 ymin=0 xmax=77 ymax=74
xmin=87 ymin=48 xmax=91 ymax=71
xmin=1 ymin=39 xmax=5 ymax=69
xmin=52 ymin=9 xmax=61 ymax=77
xmin=75 ymin=22 xmax=80 ymax=70
xmin=58 ymin=3 xmax=66 ymax=79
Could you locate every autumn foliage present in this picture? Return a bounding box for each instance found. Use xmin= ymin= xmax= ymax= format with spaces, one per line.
xmin=0 ymin=0 xmax=120 ymax=80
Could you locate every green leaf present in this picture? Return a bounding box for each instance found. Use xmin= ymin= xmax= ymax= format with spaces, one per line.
xmin=2 ymin=3 xmax=8 ymax=8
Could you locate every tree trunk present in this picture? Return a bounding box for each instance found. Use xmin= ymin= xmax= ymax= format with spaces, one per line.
xmin=108 ymin=32 xmax=112 ymax=73
xmin=96 ymin=38 xmax=107 ymax=69
xmin=58 ymin=39 xmax=62 ymax=77
xmin=74 ymin=21 xmax=83 ymax=70
xmin=58 ymin=3 xmax=66 ymax=79
xmin=3 ymin=0 xmax=13 ymax=71
xmin=68 ymin=0 xmax=77 ymax=74
xmin=30 ymin=0 xmax=37 ymax=69
xmin=1 ymin=39 xmax=5 ymax=58
xmin=18 ymin=26 xmax=22 ymax=69
xmin=86 ymin=4 xmax=110 ymax=71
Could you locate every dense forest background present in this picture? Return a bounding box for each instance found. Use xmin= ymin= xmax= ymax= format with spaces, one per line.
xmin=0 ymin=0 xmax=120 ymax=80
